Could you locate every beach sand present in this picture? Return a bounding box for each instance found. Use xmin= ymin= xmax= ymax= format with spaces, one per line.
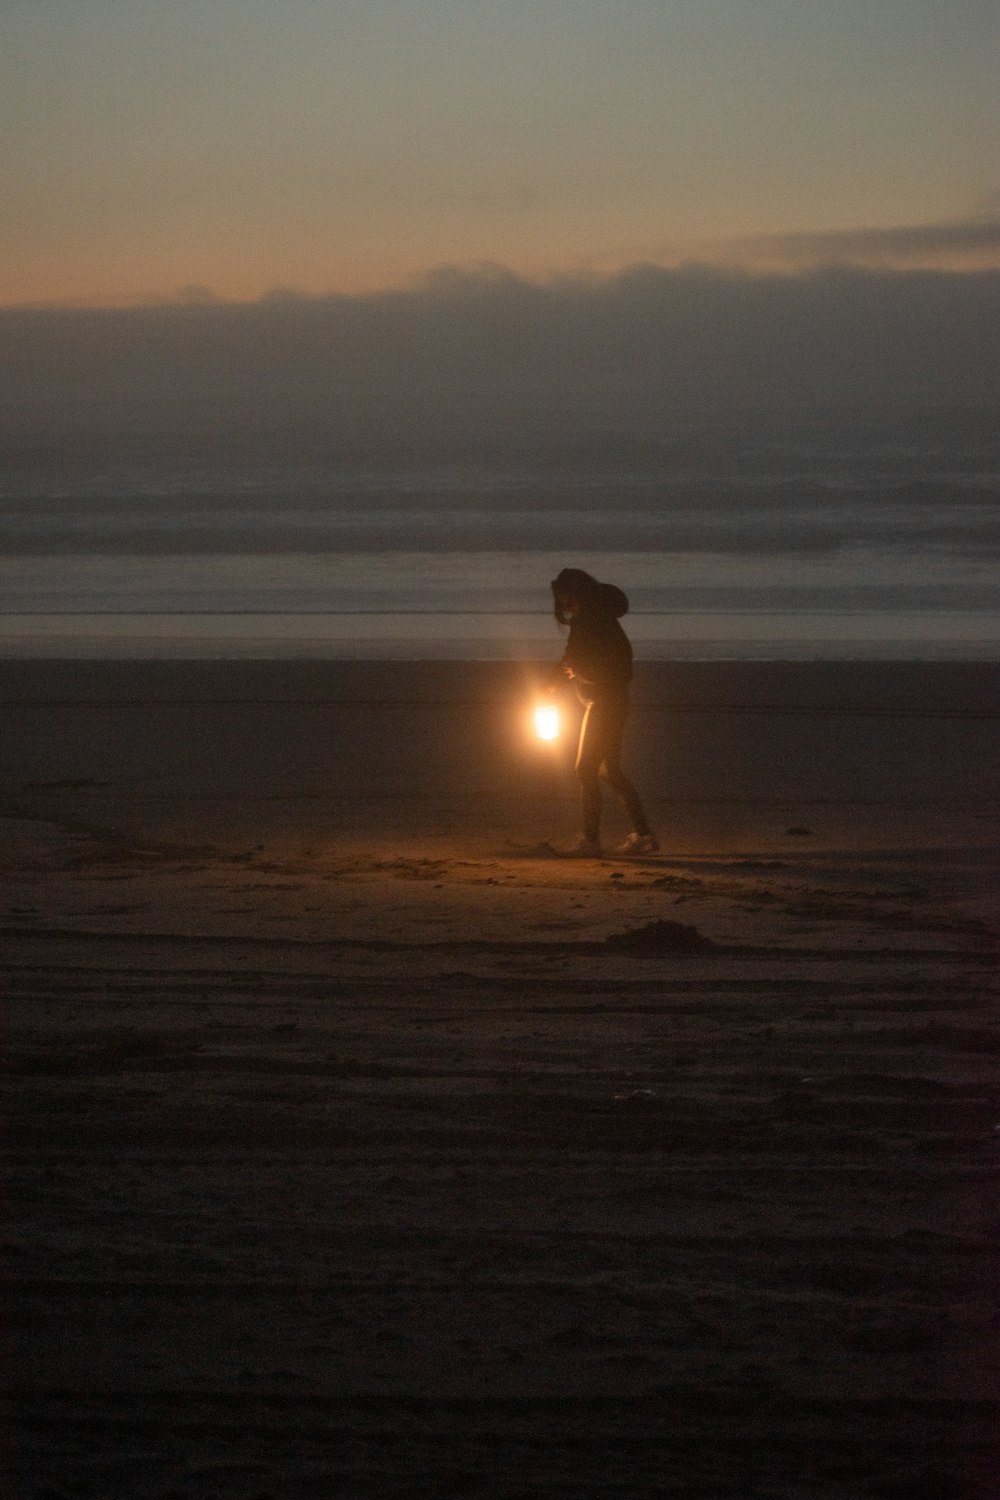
xmin=3 ymin=660 xmax=999 ymax=1497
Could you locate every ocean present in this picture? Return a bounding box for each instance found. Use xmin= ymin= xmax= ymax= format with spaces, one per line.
xmin=2 ymin=404 xmax=997 ymax=660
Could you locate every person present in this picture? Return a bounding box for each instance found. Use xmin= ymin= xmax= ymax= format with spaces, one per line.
xmin=548 ymin=567 xmax=659 ymax=857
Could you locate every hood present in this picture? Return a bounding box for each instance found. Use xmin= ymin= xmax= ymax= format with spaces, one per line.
xmin=551 ymin=567 xmax=630 ymax=619
xmin=597 ymin=582 xmax=629 ymax=618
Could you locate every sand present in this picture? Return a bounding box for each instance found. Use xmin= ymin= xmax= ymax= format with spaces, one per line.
xmin=3 ymin=659 xmax=999 ymax=1498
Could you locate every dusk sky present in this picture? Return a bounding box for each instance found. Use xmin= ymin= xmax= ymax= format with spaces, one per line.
xmin=5 ymin=0 xmax=998 ymax=308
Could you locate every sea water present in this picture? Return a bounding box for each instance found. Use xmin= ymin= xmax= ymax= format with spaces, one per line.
xmin=2 ymin=406 xmax=997 ymax=660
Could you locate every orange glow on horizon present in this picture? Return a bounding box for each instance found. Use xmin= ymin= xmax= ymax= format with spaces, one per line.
xmin=3 ymin=226 xmax=999 ymax=313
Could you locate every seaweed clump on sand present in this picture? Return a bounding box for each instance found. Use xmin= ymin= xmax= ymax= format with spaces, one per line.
xmin=604 ymin=919 xmax=717 ymax=954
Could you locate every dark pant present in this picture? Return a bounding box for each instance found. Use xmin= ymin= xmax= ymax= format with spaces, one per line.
xmin=575 ymin=693 xmax=651 ymax=843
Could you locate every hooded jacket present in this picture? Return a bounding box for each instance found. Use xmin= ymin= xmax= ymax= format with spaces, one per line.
xmin=560 ymin=578 xmax=633 ymax=701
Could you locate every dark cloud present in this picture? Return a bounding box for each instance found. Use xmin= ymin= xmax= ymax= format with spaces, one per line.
xmin=174 ymin=285 xmax=221 ymax=305
xmin=728 ymin=217 xmax=1000 ymax=271
xmin=0 ymin=264 xmax=996 ymax=479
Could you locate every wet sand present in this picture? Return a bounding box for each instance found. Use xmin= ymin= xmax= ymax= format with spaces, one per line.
xmin=3 ymin=660 xmax=999 ymax=1497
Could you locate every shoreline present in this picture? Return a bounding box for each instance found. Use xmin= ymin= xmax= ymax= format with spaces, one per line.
xmin=2 ymin=638 xmax=998 ymax=662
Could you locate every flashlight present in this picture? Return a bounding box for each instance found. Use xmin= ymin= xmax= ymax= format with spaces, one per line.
xmin=534 ymin=703 xmax=560 ymax=741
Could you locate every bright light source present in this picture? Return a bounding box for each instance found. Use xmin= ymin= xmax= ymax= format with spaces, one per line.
xmin=534 ymin=703 xmax=560 ymax=740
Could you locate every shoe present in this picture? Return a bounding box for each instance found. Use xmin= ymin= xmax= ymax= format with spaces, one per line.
xmin=616 ymin=832 xmax=660 ymax=855
xmin=562 ymin=835 xmax=603 ymax=858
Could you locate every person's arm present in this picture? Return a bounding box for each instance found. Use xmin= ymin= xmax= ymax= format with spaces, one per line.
xmin=544 ymin=618 xmax=578 ymax=691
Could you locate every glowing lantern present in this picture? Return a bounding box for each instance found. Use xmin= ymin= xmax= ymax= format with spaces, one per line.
xmin=534 ymin=703 xmax=560 ymax=741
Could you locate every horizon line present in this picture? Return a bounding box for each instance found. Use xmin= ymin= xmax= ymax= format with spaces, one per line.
xmin=3 ymin=239 xmax=1000 ymax=314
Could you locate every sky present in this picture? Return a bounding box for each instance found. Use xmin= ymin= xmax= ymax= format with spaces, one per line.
xmin=3 ymin=0 xmax=998 ymax=307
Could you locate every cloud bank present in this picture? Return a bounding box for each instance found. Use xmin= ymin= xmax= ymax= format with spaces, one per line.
xmin=1 ymin=263 xmax=996 ymax=477
xmin=709 ymin=217 xmax=1000 ymax=273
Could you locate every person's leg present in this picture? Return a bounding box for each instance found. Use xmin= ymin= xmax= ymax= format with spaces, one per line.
xmin=603 ymin=761 xmax=653 ymax=837
xmin=574 ymin=703 xmax=604 ymax=844
xmin=597 ymin=699 xmax=654 ymax=838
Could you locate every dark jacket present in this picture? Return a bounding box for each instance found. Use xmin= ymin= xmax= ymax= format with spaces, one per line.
xmin=562 ymin=583 xmax=633 ymax=702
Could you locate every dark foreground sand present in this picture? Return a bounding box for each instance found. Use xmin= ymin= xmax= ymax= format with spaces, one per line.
xmin=3 ymin=660 xmax=999 ymax=1498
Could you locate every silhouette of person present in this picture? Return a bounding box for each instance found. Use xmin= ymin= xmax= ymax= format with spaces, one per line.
xmin=548 ymin=567 xmax=659 ymax=857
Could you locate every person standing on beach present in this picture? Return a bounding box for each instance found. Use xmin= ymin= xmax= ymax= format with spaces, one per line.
xmin=549 ymin=567 xmax=659 ymax=857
